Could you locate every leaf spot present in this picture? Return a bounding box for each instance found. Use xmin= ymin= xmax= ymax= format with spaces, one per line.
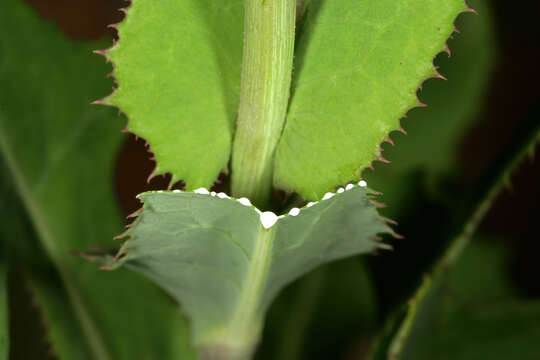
xmin=217 ymin=192 xmax=230 ymax=199
xmin=260 ymin=211 xmax=279 ymax=229
xmin=237 ymin=197 xmax=252 ymax=207
xmin=322 ymin=192 xmax=335 ymax=200
xmin=194 ymin=188 xmax=210 ymax=195
xmin=288 ymin=207 xmax=300 ymax=216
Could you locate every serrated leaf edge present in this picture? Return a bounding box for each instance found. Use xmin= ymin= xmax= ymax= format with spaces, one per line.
xmin=103 ymin=178 xmax=395 ymax=271
xmin=359 ymin=2 xmax=477 ymax=189
xmin=92 ymin=4 xmax=192 ymax=190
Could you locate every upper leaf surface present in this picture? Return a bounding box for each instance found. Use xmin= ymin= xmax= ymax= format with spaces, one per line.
xmin=0 ymin=0 xmax=195 ymax=358
xmin=106 ymin=0 xmax=244 ymax=189
xmin=112 ymin=186 xmax=387 ymax=351
xmin=274 ymin=0 xmax=468 ymax=199
xmin=365 ymin=0 xmax=495 ymax=218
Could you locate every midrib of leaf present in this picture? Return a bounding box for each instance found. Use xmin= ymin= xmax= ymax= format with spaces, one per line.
xmin=203 ymin=226 xmax=275 ymax=358
xmin=0 ymin=126 xmax=112 ymax=360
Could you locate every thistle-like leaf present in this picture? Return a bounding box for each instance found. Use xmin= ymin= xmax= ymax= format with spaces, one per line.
xmin=273 ymin=0 xmax=470 ymax=199
xmin=106 ymin=0 xmax=468 ymax=199
xmin=104 ymin=0 xmax=244 ymax=189
xmin=109 ymin=184 xmax=389 ymax=357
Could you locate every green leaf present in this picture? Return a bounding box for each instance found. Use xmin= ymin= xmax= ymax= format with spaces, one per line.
xmin=365 ymin=0 xmax=496 ymax=218
xmin=379 ymin=2 xmax=495 ymax=176
xmin=273 ymin=0 xmax=469 ymax=199
xmin=105 ymin=0 xmax=244 ymax=189
xmin=0 ymin=0 xmax=195 ymax=358
xmin=393 ymin=241 xmax=540 ymax=360
xmin=109 ymin=185 xmax=388 ymax=356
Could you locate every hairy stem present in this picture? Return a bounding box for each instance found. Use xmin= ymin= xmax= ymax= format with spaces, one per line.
xmin=231 ymin=0 xmax=296 ymax=208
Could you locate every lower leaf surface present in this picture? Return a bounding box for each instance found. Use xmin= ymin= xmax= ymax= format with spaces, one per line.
xmin=111 ymin=186 xmax=388 ymax=356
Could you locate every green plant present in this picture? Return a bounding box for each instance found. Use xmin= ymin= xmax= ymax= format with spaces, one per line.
xmin=94 ymin=0 xmax=471 ymax=358
xmin=1 ymin=0 xmax=539 ymax=360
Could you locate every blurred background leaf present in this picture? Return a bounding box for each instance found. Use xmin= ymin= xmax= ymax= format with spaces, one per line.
xmin=395 ymin=240 xmax=540 ymax=360
xmin=0 ymin=242 xmax=6 ymax=360
xmin=0 ymin=0 xmax=195 ymax=359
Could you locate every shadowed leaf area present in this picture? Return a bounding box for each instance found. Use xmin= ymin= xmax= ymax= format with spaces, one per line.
xmin=0 ymin=0 xmax=194 ymax=359
xmin=398 ymin=241 xmax=540 ymax=360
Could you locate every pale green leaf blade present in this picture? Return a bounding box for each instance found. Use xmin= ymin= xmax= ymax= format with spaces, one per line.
xmin=111 ymin=185 xmax=387 ymax=355
xmin=264 ymin=187 xmax=387 ymax=306
xmin=0 ymin=0 xmax=195 ymax=358
xmin=274 ymin=0 xmax=468 ymax=199
xmin=365 ymin=0 xmax=496 ymax=220
xmin=378 ymin=1 xmax=495 ymax=176
xmin=116 ymin=191 xmax=262 ymax=347
xmin=105 ymin=0 xmax=244 ymax=189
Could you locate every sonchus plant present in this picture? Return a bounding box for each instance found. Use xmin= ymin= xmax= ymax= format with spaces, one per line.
xmin=93 ymin=0 xmax=471 ymax=359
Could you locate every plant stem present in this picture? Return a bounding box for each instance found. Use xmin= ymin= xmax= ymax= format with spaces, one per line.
xmin=231 ymin=0 xmax=296 ymax=208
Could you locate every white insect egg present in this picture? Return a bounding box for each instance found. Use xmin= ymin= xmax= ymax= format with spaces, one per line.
xmin=173 ymin=189 xmax=181 ymax=193
xmin=307 ymin=202 xmax=316 ymax=207
xmin=358 ymin=180 xmax=367 ymax=187
xmin=322 ymin=192 xmax=334 ymax=200
xmin=217 ymin=192 xmax=229 ymax=199
xmin=210 ymin=191 xmax=217 ymax=196
xmin=194 ymin=188 xmax=209 ymax=195
xmin=345 ymin=183 xmax=354 ymax=190
xmin=337 ymin=187 xmax=345 ymax=193
xmin=288 ymin=207 xmax=300 ymax=216
xmin=237 ymin=197 xmax=252 ymax=207
xmin=260 ymin=211 xmax=279 ymax=229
